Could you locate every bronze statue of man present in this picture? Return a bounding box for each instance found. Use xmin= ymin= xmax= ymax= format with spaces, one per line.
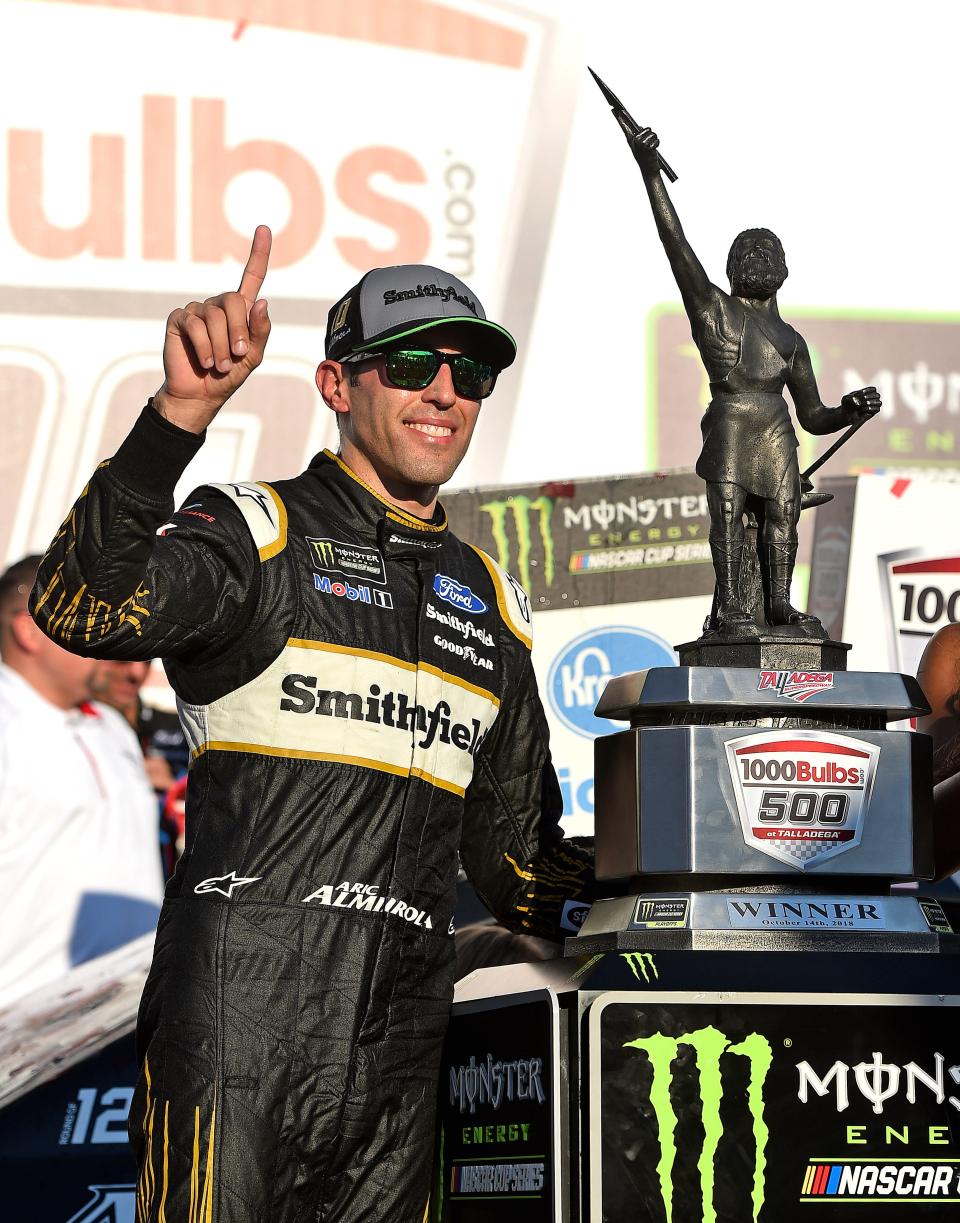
xmin=628 ymin=126 xmax=881 ymax=632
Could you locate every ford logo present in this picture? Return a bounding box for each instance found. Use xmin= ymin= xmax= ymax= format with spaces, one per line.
xmin=434 ymin=574 xmax=487 ymax=615
xmin=547 ymin=625 xmax=676 ymax=739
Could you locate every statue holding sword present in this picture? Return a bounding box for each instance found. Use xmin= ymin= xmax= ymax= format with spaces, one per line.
xmin=591 ymin=71 xmax=881 ymax=634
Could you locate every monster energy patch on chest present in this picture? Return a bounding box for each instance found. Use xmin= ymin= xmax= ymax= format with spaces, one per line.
xmin=306 ymin=536 xmax=387 ymax=585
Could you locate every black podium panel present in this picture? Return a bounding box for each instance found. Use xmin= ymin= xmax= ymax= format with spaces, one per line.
xmin=590 ymin=994 xmax=960 ymax=1222
xmin=0 ymin=1036 xmax=138 ymax=1222
xmin=434 ymin=991 xmax=560 ymax=1221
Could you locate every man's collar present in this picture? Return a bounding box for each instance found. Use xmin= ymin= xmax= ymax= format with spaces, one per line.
xmin=309 ymin=449 xmax=448 ymax=538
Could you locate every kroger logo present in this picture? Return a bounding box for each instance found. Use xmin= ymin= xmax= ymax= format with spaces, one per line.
xmin=434 ymin=574 xmax=487 ymax=615
xmin=547 ymin=626 xmax=676 ymax=738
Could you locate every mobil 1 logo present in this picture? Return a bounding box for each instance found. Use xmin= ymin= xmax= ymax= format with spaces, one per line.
xmin=726 ymin=730 xmax=880 ymax=870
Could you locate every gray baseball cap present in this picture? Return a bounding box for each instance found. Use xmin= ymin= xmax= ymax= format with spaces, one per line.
xmin=325 ymin=264 xmax=516 ymax=369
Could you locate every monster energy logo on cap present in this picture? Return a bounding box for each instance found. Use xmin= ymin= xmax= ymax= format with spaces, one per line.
xmin=625 ymin=1025 xmax=772 ymax=1223
xmin=480 ymin=495 xmax=554 ymax=593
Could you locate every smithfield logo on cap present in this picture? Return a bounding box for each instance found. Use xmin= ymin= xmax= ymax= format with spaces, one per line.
xmin=434 ymin=574 xmax=487 ymax=615
xmin=383 ymin=284 xmax=478 ymax=315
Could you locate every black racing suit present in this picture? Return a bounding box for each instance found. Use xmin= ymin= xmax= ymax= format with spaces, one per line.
xmin=30 ymin=406 xmax=593 ymax=1223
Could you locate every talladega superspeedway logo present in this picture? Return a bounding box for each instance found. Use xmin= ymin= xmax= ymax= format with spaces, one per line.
xmin=547 ymin=626 xmax=676 ymax=739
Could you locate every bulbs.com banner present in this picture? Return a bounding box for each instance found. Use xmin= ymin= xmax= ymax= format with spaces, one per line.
xmin=0 ymin=0 xmax=577 ymax=565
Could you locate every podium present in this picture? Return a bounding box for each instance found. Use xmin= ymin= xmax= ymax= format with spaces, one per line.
xmin=434 ymin=639 xmax=960 ymax=1221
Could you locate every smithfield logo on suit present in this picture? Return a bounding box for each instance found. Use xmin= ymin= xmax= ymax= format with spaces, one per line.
xmin=177 ymin=640 xmax=500 ymax=798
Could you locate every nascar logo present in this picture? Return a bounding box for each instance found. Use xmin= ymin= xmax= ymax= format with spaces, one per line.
xmin=801 ymin=1161 xmax=960 ymax=1201
xmin=757 ymin=670 xmax=834 ymax=703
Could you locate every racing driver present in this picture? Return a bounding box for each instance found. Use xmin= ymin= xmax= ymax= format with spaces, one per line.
xmin=30 ymin=226 xmax=594 ymax=1222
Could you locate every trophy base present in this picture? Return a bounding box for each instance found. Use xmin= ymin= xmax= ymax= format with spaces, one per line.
xmin=677 ymin=631 xmax=851 ymax=671
xmin=570 ymin=892 xmax=959 ymax=956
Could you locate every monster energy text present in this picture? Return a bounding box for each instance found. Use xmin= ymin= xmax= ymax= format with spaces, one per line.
xmin=796 ymin=1050 xmax=960 ymax=1114
xmin=449 ymin=1054 xmax=546 ymax=1114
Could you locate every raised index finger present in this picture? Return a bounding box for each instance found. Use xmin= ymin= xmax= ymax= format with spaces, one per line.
xmin=238 ymin=224 xmax=272 ymax=305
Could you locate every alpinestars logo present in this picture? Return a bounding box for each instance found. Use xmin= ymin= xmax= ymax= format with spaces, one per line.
xmin=194 ymin=871 xmax=261 ymax=899
xmin=757 ymin=670 xmax=835 ymax=702
xmin=230 ymin=483 xmax=274 ymax=525
xmin=626 ymin=1025 xmax=772 ymax=1223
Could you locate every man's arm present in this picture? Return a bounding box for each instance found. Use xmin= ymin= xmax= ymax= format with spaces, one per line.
xmin=30 ymin=227 xmax=273 ymax=661
xmin=787 ymin=334 xmax=881 ymax=434
xmin=460 ymin=646 xmax=595 ymax=942
xmin=31 ymin=406 xmax=261 ymax=662
xmin=628 ymin=126 xmax=716 ymax=316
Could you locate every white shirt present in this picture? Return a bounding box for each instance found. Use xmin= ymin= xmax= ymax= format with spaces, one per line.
xmin=0 ymin=664 xmax=164 ymax=1009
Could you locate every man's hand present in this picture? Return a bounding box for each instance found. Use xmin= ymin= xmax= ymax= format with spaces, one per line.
xmin=626 ymin=125 xmax=661 ymax=176
xmin=840 ymin=385 xmax=882 ymax=422
xmin=154 ymin=225 xmax=273 ymax=434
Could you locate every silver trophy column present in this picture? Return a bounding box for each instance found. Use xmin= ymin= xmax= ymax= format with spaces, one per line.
xmin=578 ymin=664 xmax=952 ymax=952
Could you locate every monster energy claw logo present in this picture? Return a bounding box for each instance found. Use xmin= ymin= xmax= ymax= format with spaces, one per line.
xmin=480 ymin=495 xmax=554 ymax=592
xmin=313 ymin=539 xmax=334 ymax=566
xmin=622 ymin=951 xmax=658 ymax=983
xmin=625 ymin=1025 xmax=772 ymax=1223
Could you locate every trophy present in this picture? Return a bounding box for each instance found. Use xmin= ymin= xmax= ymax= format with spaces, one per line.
xmin=432 ymin=80 xmax=959 ymax=1223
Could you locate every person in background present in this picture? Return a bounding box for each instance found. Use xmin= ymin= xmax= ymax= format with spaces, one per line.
xmin=91 ymin=660 xmax=176 ymax=790
xmin=918 ymin=624 xmax=960 ymax=784
xmin=0 ymin=556 xmax=165 ymax=1009
xmin=918 ymin=625 xmax=960 ymax=880
xmin=90 ymin=659 xmax=188 ymax=875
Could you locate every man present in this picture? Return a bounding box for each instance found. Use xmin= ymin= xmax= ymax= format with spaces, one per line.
xmin=628 ymin=126 xmax=881 ymax=630
xmin=31 ymin=229 xmax=593 ymax=1222
xmin=91 ymin=660 xmax=180 ymax=786
xmin=0 ymin=556 xmax=163 ymax=1008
